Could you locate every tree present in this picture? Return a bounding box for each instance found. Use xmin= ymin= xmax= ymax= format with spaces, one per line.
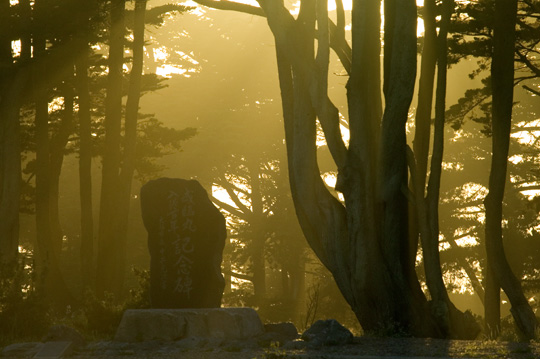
xmin=190 ymin=0 xmax=540 ymax=338
xmin=0 ymin=0 xmax=22 ymax=274
xmin=74 ymin=0 xmax=97 ymax=290
xmin=96 ymin=0 xmax=127 ymax=297
xmin=437 ymin=0 xmax=540 ymax=338
xmin=484 ymin=0 xmax=538 ymax=339
xmin=96 ymin=0 xmax=193 ymax=297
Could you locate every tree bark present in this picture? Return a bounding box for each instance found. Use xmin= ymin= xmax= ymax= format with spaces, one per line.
xmin=484 ymin=0 xmax=538 ymax=340
xmin=75 ymin=13 xmax=95 ymax=291
xmin=412 ymin=0 xmax=437 ymax=194
xmin=114 ymin=0 xmax=147 ymax=297
xmin=33 ymin=16 xmax=54 ymax=295
xmin=247 ymin=158 xmax=267 ymax=306
xmin=0 ymin=0 xmax=21 ymax=275
xmin=408 ymin=0 xmax=437 ymax=276
xmin=49 ymin=82 xmax=75 ymax=256
xmin=484 ymin=261 xmax=501 ymax=337
xmin=96 ymin=0 xmax=126 ymax=297
xmin=423 ymin=0 xmax=480 ymax=339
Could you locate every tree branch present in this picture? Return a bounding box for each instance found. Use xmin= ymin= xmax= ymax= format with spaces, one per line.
xmin=216 ymin=178 xmax=253 ymax=215
xmin=211 ymin=195 xmax=251 ymax=221
xmin=193 ymin=0 xmax=265 ymax=16
xmin=224 ymin=269 xmax=254 ymax=282
xmin=523 ymin=84 xmax=540 ymax=97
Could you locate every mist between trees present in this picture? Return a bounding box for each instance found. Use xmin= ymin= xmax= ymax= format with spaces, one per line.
xmin=0 ymin=0 xmax=539 ymax=343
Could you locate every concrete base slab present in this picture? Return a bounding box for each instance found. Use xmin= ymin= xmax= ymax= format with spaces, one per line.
xmin=114 ymin=308 xmax=264 ymax=342
xmin=33 ymin=341 xmax=73 ymax=359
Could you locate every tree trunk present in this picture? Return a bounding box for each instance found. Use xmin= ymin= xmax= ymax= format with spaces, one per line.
xmin=33 ymin=25 xmax=53 ymax=295
xmin=49 ymin=82 xmax=75 ymax=256
xmin=114 ymin=0 xmax=147 ymax=297
xmin=408 ymin=0 xmax=437 ymax=278
xmin=248 ymin=158 xmax=267 ymax=306
xmin=446 ymin=235 xmax=485 ymax=305
xmin=422 ymin=0 xmax=479 ymax=339
xmin=75 ymin=29 xmax=95 ymax=291
xmin=412 ymin=0 xmax=437 ymax=193
xmin=96 ymin=0 xmax=126 ymax=297
xmin=259 ymin=0 xmax=439 ymax=336
xmin=484 ymin=262 xmax=501 ymax=337
xmin=0 ymin=0 xmax=20 ymax=275
xmin=484 ymin=0 xmax=538 ymax=340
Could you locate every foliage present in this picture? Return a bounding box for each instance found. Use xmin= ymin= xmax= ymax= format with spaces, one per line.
xmin=0 ymin=258 xmax=51 ymax=345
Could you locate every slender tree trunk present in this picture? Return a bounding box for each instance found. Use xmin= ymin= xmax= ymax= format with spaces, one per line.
xmin=408 ymin=0 xmax=437 ymax=277
xmin=19 ymin=0 xmax=31 ymax=63
xmin=423 ymin=0 xmax=452 ymax=318
xmin=49 ymin=82 xmax=75 ymax=256
xmin=96 ymin=0 xmax=126 ymax=297
xmin=33 ymin=22 xmax=54 ymax=295
xmin=114 ymin=0 xmax=147 ymax=296
xmin=75 ymin=34 xmax=95 ymax=292
xmin=412 ymin=0 xmax=437 ymax=193
xmin=425 ymin=0 xmax=480 ymax=338
xmin=248 ymin=158 xmax=266 ymax=306
xmin=446 ymin=235 xmax=485 ymax=305
xmin=484 ymin=0 xmax=538 ymax=340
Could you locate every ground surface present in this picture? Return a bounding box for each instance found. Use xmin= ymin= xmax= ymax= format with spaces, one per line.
xmin=3 ymin=337 xmax=540 ymax=359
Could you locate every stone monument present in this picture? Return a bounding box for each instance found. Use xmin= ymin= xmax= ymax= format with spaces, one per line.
xmin=140 ymin=178 xmax=226 ymax=308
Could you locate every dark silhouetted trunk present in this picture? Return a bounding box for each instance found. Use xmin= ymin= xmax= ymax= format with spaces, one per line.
xmin=76 ymin=43 xmax=95 ymax=291
xmin=49 ymin=82 xmax=75 ymax=256
xmin=484 ymin=262 xmax=501 ymax=336
xmin=32 ymin=4 xmax=73 ymax=307
xmin=114 ymin=0 xmax=147 ymax=296
xmin=33 ymin=25 xmax=53 ymax=295
xmin=484 ymin=0 xmax=538 ymax=340
xmin=96 ymin=0 xmax=126 ymax=297
xmin=75 ymin=0 xmax=95 ymax=291
xmin=0 ymin=1 xmax=20 ymax=273
xmin=408 ymin=0 xmax=437 ymax=276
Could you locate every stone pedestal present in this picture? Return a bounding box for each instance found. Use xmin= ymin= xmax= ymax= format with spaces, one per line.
xmin=114 ymin=308 xmax=264 ymax=342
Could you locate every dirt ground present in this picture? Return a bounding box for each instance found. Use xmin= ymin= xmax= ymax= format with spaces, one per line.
xmin=3 ymin=336 xmax=540 ymax=358
xmin=65 ymin=337 xmax=540 ymax=359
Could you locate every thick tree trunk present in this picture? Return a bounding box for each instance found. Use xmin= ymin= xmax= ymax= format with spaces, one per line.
xmin=245 ymin=0 xmax=480 ymax=338
xmin=0 ymin=94 xmax=21 ymax=274
xmin=484 ymin=263 xmax=501 ymax=337
xmin=261 ymin=0 xmax=439 ymax=336
xmin=96 ymin=0 xmax=126 ymax=297
xmin=485 ymin=0 xmax=538 ymax=340
xmin=33 ymin=40 xmax=72 ymax=308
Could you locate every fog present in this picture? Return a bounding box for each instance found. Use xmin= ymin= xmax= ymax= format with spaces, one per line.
xmin=1 ymin=0 xmax=539 ymax=343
